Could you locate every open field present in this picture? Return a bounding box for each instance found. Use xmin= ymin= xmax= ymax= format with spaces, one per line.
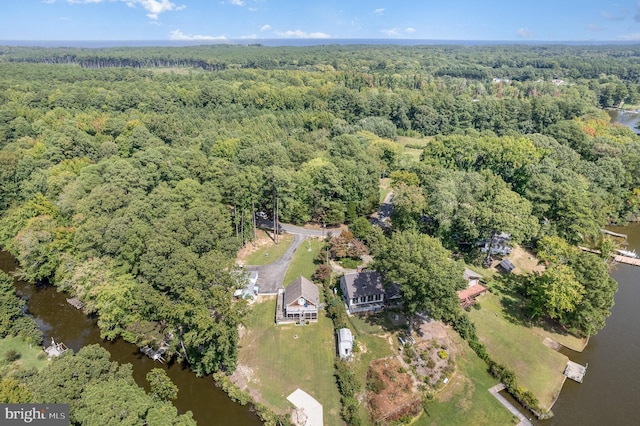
xmin=282 ymin=238 xmax=323 ymax=286
xmin=468 ymin=292 xmax=568 ymax=411
xmin=418 ymin=328 xmax=517 ymax=426
xmin=237 ymin=231 xmax=294 ymax=266
xmin=0 ymin=336 xmax=48 ymax=375
xmin=236 ymin=298 xmax=342 ymax=425
xmin=397 ymin=136 xmax=430 ymax=162
xmin=379 ymin=178 xmax=391 ymax=203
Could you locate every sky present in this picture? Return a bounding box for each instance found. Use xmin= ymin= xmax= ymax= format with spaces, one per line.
xmin=3 ymin=0 xmax=640 ymax=42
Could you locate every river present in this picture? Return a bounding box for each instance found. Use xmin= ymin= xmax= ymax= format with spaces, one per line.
xmin=540 ymin=113 xmax=640 ymax=424
xmin=542 ymin=223 xmax=640 ymax=425
xmin=607 ymin=109 xmax=640 ymax=134
xmin=0 ymin=251 xmax=261 ymax=426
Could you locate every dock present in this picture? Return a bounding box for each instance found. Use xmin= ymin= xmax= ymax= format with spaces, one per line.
xmin=44 ymin=338 xmax=68 ymax=359
xmin=564 ymin=361 xmax=587 ymax=383
xmin=66 ymin=297 xmax=84 ymax=310
xmin=613 ymin=255 xmax=640 ymax=267
xmin=600 ymin=229 xmax=627 ymax=239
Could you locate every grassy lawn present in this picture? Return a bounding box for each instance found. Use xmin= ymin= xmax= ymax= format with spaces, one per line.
xmin=379 ymin=177 xmax=391 ymax=203
xmin=243 ymin=233 xmax=294 ymax=266
xmin=0 ymin=336 xmax=49 ymax=375
xmin=397 ymin=136 xmax=430 ymax=162
xmin=418 ymin=331 xmax=518 ymax=426
xmin=468 ymin=292 xmax=568 ymax=411
xmin=238 ymin=299 xmax=342 ymax=425
xmin=283 ymin=238 xmax=323 ymax=286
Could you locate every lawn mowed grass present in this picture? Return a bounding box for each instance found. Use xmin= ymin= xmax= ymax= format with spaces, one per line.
xmin=0 ymin=336 xmax=49 ymax=374
xmin=243 ymin=233 xmax=294 ymax=266
xmin=379 ymin=177 xmax=391 ymax=203
xmin=283 ymin=238 xmax=323 ymax=286
xmin=418 ymin=331 xmax=517 ymax=426
xmin=397 ymin=136 xmax=430 ymax=162
xmin=238 ymin=299 xmax=342 ymax=425
xmin=468 ymin=292 xmax=568 ymax=411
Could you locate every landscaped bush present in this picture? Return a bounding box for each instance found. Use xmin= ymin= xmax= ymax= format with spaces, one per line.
xmin=437 ymin=350 xmax=448 ymax=359
xmin=4 ymin=350 xmax=20 ymax=362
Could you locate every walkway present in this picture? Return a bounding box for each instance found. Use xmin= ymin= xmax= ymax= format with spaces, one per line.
xmin=488 ymin=384 xmax=532 ymax=426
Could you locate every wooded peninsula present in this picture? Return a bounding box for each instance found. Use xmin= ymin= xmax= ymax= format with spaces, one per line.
xmin=0 ymin=43 xmax=637 ymax=425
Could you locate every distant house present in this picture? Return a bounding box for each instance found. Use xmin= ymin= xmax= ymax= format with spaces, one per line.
xmin=479 ymin=232 xmax=512 ymax=256
xmin=276 ymin=276 xmax=319 ymax=324
xmin=340 ymin=271 xmax=389 ymax=314
xmin=498 ymin=259 xmax=516 ymax=274
xmin=337 ymin=328 xmax=354 ymax=360
xmin=458 ymin=268 xmax=487 ymax=309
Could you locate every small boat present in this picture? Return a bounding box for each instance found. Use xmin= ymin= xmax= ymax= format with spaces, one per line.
xmin=616 ymin=249 xmax=639 ymax=259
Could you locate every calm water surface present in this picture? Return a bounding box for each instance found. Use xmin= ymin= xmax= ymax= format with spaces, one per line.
xmin=0 ymin=251 xmax=261 ymax=426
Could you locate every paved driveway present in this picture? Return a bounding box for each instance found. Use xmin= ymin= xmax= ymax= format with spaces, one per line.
xmin=246 ymin=233 xmax=305 ymax=294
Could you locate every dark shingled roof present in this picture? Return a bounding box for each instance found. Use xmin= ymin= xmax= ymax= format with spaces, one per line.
xmin=284 ymin=276 xmax=319 ymax=307
xmin=341 ymin=271 xmax=385 ymax=299
xmin=499 ymin=259 xmax=516 ymax=273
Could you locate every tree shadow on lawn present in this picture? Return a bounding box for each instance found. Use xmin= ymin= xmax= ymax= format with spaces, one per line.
xmin=491 ymin=273 xmax=575 ymax=338
xmin=355 ymin=308 xmax=408 ymax=334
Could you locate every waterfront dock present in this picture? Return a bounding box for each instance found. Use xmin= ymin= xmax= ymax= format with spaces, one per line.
xmin=613 ymin=255 xmax=640 ymax=267
xmin=564 ymin=361 xmax=587 ymax=383
xmin=600 ymin=229 xmax=628 ymax=239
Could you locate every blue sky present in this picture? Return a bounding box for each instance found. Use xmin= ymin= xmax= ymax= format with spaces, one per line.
xmin=3 ymin=0 xmax=640 ymax=41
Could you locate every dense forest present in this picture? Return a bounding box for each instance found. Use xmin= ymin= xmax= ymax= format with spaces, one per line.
xmin=0 ymin=44 xmax=637 ymax=380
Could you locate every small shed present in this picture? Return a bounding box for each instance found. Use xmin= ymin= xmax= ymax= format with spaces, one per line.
xmin=498 ymin=259 xmax=516 ymax=273
xmin=337 ymin=328 xmax=353 ymax=360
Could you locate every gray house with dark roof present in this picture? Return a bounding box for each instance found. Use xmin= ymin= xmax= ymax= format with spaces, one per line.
xmin=340 ymin=271 xmax=396 ymax=314
xmin=276 ymin=276 xmax=320 ymax=324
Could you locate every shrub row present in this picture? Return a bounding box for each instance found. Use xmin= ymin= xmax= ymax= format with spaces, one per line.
xmin=315 ymin=267 xmax=363 ymax=425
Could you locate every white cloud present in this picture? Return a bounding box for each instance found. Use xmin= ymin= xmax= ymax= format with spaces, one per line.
xmin=239 ymin=34 xmax=257 ymax=39
xmin=373 ymin=8 xmax=384 ymax=16
xmin=516 ymin=28 xmax=534 ymax=38
xmin=405 ymin=27 xmax=415 ymax=33
xmin=67 ymin=0 xmax=185 ymax=20
xmin=601 ymin=10 xmax=629 ymax=21
xmin=249 ymin=7 xmax=257 ymax=12
xmin=586 ymin=23 xmax=605 ymax=32
xmin=260 ymin=24 xmax=271 ymax=32
xmin=169 ymin=29 xmax=227 ymax=40
xmin=380 ymin=28 xmax=400 ymax=37
xmin=229 ymin=0 xmax=244 ymax=6
xmin=618 ymin=32 xmax=640 ymax=41
xmin=275 ymin=29 xmax=331 ymax=39
xmin=42 ymin=0 xmax=58 ymax=4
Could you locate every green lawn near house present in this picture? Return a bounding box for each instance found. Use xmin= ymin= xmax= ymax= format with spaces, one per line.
xmin=283 ymin=238 xmax=323 ymax=286
xmin=417 ymin=330 xmax=518 ymax=426
xmin=238 ymin=298 xmax=342 ymax=425
xmin=0 ymin=336 xmax=49 ymax=375
xmin=244 ymin=233 xmax=294 ymax=266
xmin=468 ymin=292 xmax=568 ymax=411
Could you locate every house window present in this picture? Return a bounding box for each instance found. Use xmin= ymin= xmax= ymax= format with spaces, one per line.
xmin=352 ymin=297 xmax=358 ymax=305
xmin=375 ymin=294 xmax=381 ymax=301
xmin=367 ymin=295 xmax=374 ymax=302
xmin=360 ymin=296 xmax=366 ymax=303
